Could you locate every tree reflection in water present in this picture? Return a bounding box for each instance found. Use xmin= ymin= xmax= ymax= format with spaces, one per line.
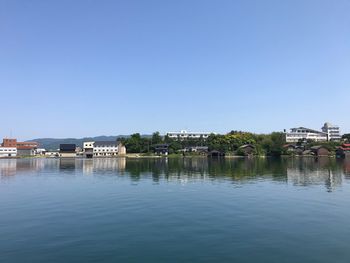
xmin=0 ymin=157 xmax=348 ymax=191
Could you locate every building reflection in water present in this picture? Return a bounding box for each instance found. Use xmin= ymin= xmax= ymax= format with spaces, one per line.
xmin=82 ymin=158 xmax=126 ymax=175
xmin=1 ymin=157 xmax=350 ymax=191
xmin=286 ymin=157 xmax=343 ymax=192
xmin=0 ymin=159 xmax=17 ymax=177
xmin=342 ymin=158 xmax=350 ymax=178
xmin=0 ymin=158 xmax=48 ymax=177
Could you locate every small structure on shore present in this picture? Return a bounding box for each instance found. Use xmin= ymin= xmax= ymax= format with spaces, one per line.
xmin=283 ymin=144 xmax=304 ymax=155
xmin=336 ymin=144 xmax=350 ymax=158
xmin=45 ymin=151 xmax=59 ymax=157
xmin=238 ymin=144 xmax=255 ymax=156
xmin=310 ymin=146 xmax=330 ymax=157
xmin=182 ymin=146 xmax=209 ymax=155
xmin=16 ymin=142 xmax=38 ymax=157
xmin=154 ymin=144 xmax=169 ymax=155
xmin=59 ymin=144 xmax=77 ymax=158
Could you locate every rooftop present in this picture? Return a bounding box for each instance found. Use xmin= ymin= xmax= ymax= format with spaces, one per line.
xmin=94 ymin=141 xmax=117 ymax=147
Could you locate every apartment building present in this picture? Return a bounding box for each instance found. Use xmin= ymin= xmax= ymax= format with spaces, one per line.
xmin=286 ymin=122 xmax=342 ymax=143
xmin=83 ymin=141 xmax=126 ymax=157
xmin=93 ymin=141 xmax=118 ymax=156
xmin=322 ymin=122 xmax=341 ymax=141
xmin=166 ymin=130 xmax=215 ymax=140
xmin=285 ymin=127 xmax=328 ymax=143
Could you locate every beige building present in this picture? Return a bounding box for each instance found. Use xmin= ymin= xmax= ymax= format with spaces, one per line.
xmin=59 ymin=144 xmax=77 ymax=158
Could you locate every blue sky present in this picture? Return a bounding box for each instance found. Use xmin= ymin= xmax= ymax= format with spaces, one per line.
xmin=1 ymin=0 xmax=349 ymax=140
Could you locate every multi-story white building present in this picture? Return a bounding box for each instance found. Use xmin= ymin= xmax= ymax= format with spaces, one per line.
xmin=322 ymin=122 xmax=341 ymax=141
xmin=93 ymin=141 xmax=119 ymax=157
xmin=0 ymin=147 xmax=17 ymax=157
xmin=83 ymin=141 xmax=126 ymax=157
xmin=285 ymin=127 xmax=328 ymax=143
xmin=166 ymin=130 xmax=215 ymax=140
xmin=83 ymin=141 xmax=94 ymax=158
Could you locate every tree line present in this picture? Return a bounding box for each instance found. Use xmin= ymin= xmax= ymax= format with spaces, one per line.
xmin=119 ymin=131 xmax=288 ymax=156
xmin=118 ymin=131 xmax=350 ymax=156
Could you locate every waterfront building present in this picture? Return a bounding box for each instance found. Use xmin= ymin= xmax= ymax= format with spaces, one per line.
xmin=336 ymin=144 xmax=350 ymax=158
xmin=83 ymin=141 xmax=126 ymax=157
xmin=283 ymin=144 xmax=304 ymax=155
xmin=117 ymin=142 xmax=127 ymax=155
xmin=154 ymin=144 xmax=169 ymax=155
xmin=45 ymin=151 xmax=59 ymax=157
xmin=166 ymin=130 xmax=215 ymax=140
xmin=59 ymin=144 xmax=77 ymax=158
xmin=310 ymin=146 xmax=330 ymax=156
xmin=83 ymin=141 xmax=94 ymax=158
xmin=0 ymin=147 xmax=17 ymax=157
xmin=16 ymin=142 xmax=38 ymax=156
xmin=2 ymin=138 xmax=17 ymax=148
xmin=35 ymin=148 xmax=47 ymax=155
xmin=2 ymin=139 xmax=39 ymax=156
xmin=285 ymin=127 xmax=328 ymax=143
xmin=183 ymin=146 xmax=209 ymax=154
xmin=93 ymin=141 xmax=118 ymax=157
xmin=321 ymin=122 xmax=341 ymax=141
xmin=238 ymin=144 xmax=255 ymax=156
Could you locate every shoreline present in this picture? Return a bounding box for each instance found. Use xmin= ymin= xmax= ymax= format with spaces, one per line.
xmin=0 ymin=154 xmax=341 ymax=160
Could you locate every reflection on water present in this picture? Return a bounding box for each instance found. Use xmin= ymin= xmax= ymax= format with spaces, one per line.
xmin=2 ymin=157 xmax=350 ymax=263
xmin=0 ymin=157 xmax=349 ymax=191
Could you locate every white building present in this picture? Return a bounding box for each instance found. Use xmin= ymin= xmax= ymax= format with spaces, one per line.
xmin=166 ymin=130 xmax=215 ymax=140
xmin=93 ymin=141 xmax=118 ymax=157
xmin=45 ymin=151 xmax=59 ymax=157
xmin=322 ymin=122 xmax=341 ymax=141
xmin=0 ymin=147 xmax=17 ymax=157
xmin=83 ymin=141 xmax=126 ymax=157
xmin=285 ymin=127 xmax=328 ymax=143
xmin=83 ymin=141 xmax=94 ymax=158
xmin=35 ymin=148 xmax=47 ymax=155
xmin=83 ymin=142 xmax=94 ymax=149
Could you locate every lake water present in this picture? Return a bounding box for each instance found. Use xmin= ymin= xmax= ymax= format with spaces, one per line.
xmin=1 ymin=157 xmax=350 ymax=262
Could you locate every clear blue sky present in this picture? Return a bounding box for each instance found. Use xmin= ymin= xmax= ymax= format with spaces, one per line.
xmin=1 ymin=0 xmax=349 ymax=140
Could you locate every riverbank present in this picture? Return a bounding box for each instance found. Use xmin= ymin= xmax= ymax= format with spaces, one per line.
xmin=0 ymin=154 xmax=342 ymax=160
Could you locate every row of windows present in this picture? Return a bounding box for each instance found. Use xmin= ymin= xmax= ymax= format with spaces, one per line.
xmin=94 ymin=149 xmax=117 ymax=152
xmin=287 ymin=134 xmax=327 ymax=138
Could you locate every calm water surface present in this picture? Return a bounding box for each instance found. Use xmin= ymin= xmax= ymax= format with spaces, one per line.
xmin=1 ymin=157 xmax=350 ymax=263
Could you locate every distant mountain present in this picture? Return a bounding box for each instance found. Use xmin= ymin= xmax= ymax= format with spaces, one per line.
xmin=27 ymin=135 xmax=136 ymax=150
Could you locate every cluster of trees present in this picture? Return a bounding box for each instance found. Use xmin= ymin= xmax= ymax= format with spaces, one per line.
xmin=119 ymin=131 xmax=288 ymax=156
xmin=119 ymin=131 xmax=349 ymax=156
xmin=206 ymin=131 xmax=286 ymax=156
